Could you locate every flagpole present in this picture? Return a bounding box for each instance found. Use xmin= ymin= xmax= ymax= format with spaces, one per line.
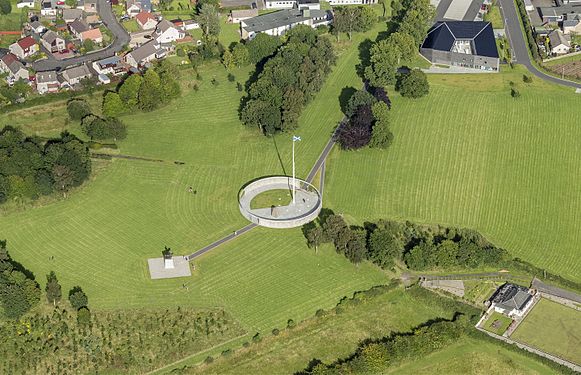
xmin=292 ymin=137 xmax=296 ymax=205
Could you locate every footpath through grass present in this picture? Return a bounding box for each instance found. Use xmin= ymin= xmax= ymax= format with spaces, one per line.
xmin=325 ymin=66 xmax=581 ymax=282
xmin=512 ymin=298 xmax=581 ymax=364
xmin=0 ymin=25 xmax=386 ymax=338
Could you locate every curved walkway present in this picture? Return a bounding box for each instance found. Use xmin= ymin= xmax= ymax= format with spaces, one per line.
xmin=33 ymin=0 xmax=130 ymax=72
xmin=497 ymin=0 xmax=581 ymax=89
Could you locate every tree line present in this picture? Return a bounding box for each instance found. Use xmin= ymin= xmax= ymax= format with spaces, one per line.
xmin=240 ymin=25 xmax=336 ymax=135
xmin=0 ymin=126 xmax=92 ymax=205
xmin=302 ymin=210 xmax=508 ymax=271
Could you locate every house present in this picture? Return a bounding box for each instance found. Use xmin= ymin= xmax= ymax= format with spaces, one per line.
xmin=125 ymin=40 xmax=166 ymax=67
xmin=183 ymin=19 xmax=200 ymax=30
xmin=9 ymin=36 xmax=38 ymax=59
xmin=41 ymin=0 xmax=60 ymax=16
xmin=296 ymin=0 xmax=320 ymax=10
xmin=539 ymin=4 xmax=581 ymax=23
xmin=61 ymin=64 xmax=92 ymax=85
xmin=28 ymin=21 xmax=47 ymax=34
xmin=488 ymin=283 xmax=534 ymax=318
xmin=524 ymin=0 xmax=534 ymax=11
xmin=241 ymin=8 xmax=333 ymax=39
xmin=92 ymin=55 xmax=127 ymax=76
xmin=230 ymin=9 xmax=259 ymax=23
xmin=62 ymin=8 xmax=83 ymax=23
xmin=548 ymin=29 xmax=571 ymax=54
xmin=41 ymin=30 xmax=67 ymax=53
xmin=35 ymin=70 xmax=60 ymax=94
xmin=152 ymin=19 xmax=185 ymax=43
xmin=17 ymin=0 xmax=35 ymax=8
xmin=562 ymin=17 xmax=581 ymax=34
xmin=135 ymin=12 xmax=158 ymax=30
xmin=0 ymin=53 xmax=29 ymax=83
xmin=126 ymin=0 xmax=152 ymax=17
xmin=80 ymin=28 xmax=103 ymax=43
xmin=97 ymin=73 xmax=110 ymax=84
xmin=420 ymin=21 xmax=500 ymax=71
xmin=69 ymin=18 xmax=90 ymax=38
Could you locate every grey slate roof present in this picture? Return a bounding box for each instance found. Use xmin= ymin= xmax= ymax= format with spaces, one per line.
xmin=490 ymin=283 xmax=532 ymax=311
xmin=128 ymin=40 xmax=160 ymax=62
xmin=63 ymin=8 xmax=83 ymax=20
xmin=30 ymin=21 xmax=44 ymax=30
xmin=62 ymin=64 xmax=91 ymax=80
xmin=231 ymin=9 xmax=258 ymax=18
xmin=69 ymin=18 xmax=90 ymax=34
xmin=36 ymin=70 xmax=58 ymax=83
xmin=42 ymin=30 xmax=63 ymax=43
xmin=242 ymin=8 xmax=331 ymax=33
xmin=549 ymin=29 xmax=571 ymax=47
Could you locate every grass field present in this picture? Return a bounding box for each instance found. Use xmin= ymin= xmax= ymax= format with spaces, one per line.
xmin=0 ymin=26 xmax=387 ymax=339
xmin=512 ymin=298 xmax=581 ymax=364
xmin=387 ymin=337 xmax=558 ymax=375
xmin=250 ymin=189 xmax=292 ymax=209
xmin=483 ymin=311 xmax=512 ymax=335
xmin=324 ymin=66 xmax=581 ymax=282
xmin=177 ymin=288 xmax=457 ymax=374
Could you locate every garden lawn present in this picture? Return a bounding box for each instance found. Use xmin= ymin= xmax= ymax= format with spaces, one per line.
xmin=324 ymin=66 xmax=581 ymax=282
xmin=512 ymin=298 xmax=581 ymax=364
xmin=0 ymin=26 xmax=386 ymax=336
xmin=387 ymin=337 xmax=557 ymax=375
xmin=483 ymin=312 xmax=512 ymax=335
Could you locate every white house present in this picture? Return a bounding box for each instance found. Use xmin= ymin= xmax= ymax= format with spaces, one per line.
xmin=296 ymin=0 xmax=321 ymax=10
xmin=92 ymin=56 xmax=127 ymax=76
xmin=9 ymin=36 xmax=38 ymax=59
xmin=41 ymin=31 xmax=66 ymax=53
xmin=36 ymin=71 xmax=60 ymax=94
xmin=28 ymin=21 xmax=47 ymax=34
xmin=152 ymin=19 xmax=185 ymax=43
xmin=125 ymin=40 xmax=166 ymax=68
xmin=135 ymin=12 xmax=158 ymax=30
xmin=40 ymin=0 xmax=59 ymax=15
xmin=61 ymin=64 xmax=92 ymax=86
xmin=548 ymin=29 xmax=571 ymax=54
xmin=489 ymin=283 xmax=535 ymax=319
xmin=17 ymin=0 xmax=35 ymax=8
xmin=241 ymin=8 xmax=332 ymax=40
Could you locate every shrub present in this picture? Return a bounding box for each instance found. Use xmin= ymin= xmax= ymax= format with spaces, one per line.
xmin=272 ymin=328 xmax=280 ymax=336
xmin=236 ymin=82 xmax=243 ymax=92
xmin=67 ymin=99 xmax=92 ymax=121
xmin=523 ymin=74 xmax=533 ymax=83
xmin=68 ymin=287 xmax=88 ymax=310
xmin=315 ymin=309 xmax=327 ymax=318
xmin=252 ymin=332 xmax=262 ymax=342
xmin=242 ymin=341 xmax=250 ymax=348
xmin=396 ymin=69 xmax=429 ymax=98
xmin=221 ymin=349 xmax=233 ymax=357
xmin=511 ymin=88 xmax=520 ymax=98
xmin=227 ymin=73 xmax=235 ymax=82
xmin=77 ymin=307 xmax=91 ymax=325
xmin=287 ymin=319 xmax=296 ymax=329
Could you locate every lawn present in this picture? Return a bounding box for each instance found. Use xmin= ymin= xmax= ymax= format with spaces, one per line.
xmin=483 ymin=311 xmax=512 ymax=335
xmin=0 ymin=0 xmax=24 ymax=31
xmin=250 ymin=189 xmax=292 ymax=209
xmin=324 ymin=66 xmax=581 ymax=282
xmin=122 ymin=19 xmax=140 ymax=32
xmin=512 ymin=298 xmax=581 ymax=364
xmin=0 ymin=24 xmax=387 ymax=341
xmin=387 ymin=337 xmax=558 ymax=375
xmin=484 ymin=1 xmax=504 ymax=29
xmin=169 ymin=288 xmax=458 ymax=374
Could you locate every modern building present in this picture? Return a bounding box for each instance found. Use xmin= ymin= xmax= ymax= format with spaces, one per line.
xmin=265 ymin=0 xmax=372 ymax=8
xmin=241 ymin=8 xmax=333 ymax=39
xmin=488 ymin=283 xmax=535 ymax=318
xmin=327 ymin=0 xmax=376 ymax=4
xmin=420 ymin=21 xmax=500 ymax=71
xmin=36 ymin=70 xmax=60 ymax=94
xmin=9 ymin=36 xmax=38 ymax=59
xmin=17 ymin=0 xmax=35 ymax=8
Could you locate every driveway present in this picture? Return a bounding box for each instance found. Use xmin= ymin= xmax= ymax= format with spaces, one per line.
xmin=33 ymin=0 xmax=130 ymax=72
xmin=496 ymin=0 xmax=581 ymax=89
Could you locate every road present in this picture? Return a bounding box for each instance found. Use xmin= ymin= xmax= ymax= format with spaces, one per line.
xmin=33 ymin=0 xmax=130 ymax=72
xmin=497 ymin=0 xmax=581 ymax=89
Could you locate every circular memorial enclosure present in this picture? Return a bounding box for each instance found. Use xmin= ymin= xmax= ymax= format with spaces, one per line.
xmin=239 ymin=176 xmax=322 ymax=229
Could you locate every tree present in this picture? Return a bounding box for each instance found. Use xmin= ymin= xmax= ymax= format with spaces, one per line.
xmin=333 ymin=6 xmax=376 ymax=40
xmin=119 ymin=74 xmax=143 ymax=109
xmin=436 ymin=240 xmax=459 ymax=268
xmin=67 ymin=99 xmax=92 ymax=121
xmin=345 ymin=228 xmax=367 ymax=264
xmin=83 ymin=39 xmax=95 ymax=52
xmin=386 ymin=31 xmax=417 ymax=65
xmin=45 ymin=271 xmax=62 ymax=306
xmin=345 ymin=90 xmax=376 ymax=117
xmin=196 ymin=0 xmax=219 ymax=12
xmin=196 ymin=4 xmax=220 ymax=38
xmin=102 ymin=92 xmax=126 ymax=117
xmin=0 ymin=0 xmax=11 ymax=15
xmin=364 ymin=39 xmax=400 ymax=87
xmin=306 ymin=226 xmax=324 ymax=253
xmin=65 ymin=0 xmax=76 ymax=7
xmin=82 ymin=116 xmax=127 ymax=141
xmin=396 ymin=69 xmax=429 ymax=98
xmin=221 ymin=49 xmax=235 ymax=70
xmin=77 ymin=306 xmax=91 ymax=325
xmin=368 ymin=228 xmax=402 ymax=268
xmin=232 ymin=43 xmax=250 ymax=67
xmin=52 ymin=164 xmax=75 ymax=194
xmin=68 ymin=286 xmax=88 ymax=310
xmin=369 ymin=101 xmax=393 ymax=149
xmin=398 ymin=0 xmax=436 ymax=45
xmin=246 ymin=33 xmax=281 ymax=64
xmin=138 ymin=69 xmax=162 ymax=111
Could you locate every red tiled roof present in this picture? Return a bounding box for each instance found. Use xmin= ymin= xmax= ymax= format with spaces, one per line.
xmin=81 ymin=28 xmax=102 ymax=41
xmin=135 ymin=12 xmax=155 ymax=25
xmin=2 ymin=53 xmax=18 ymax=66
xmin=18 ymin=36 xmax=36 ymax=49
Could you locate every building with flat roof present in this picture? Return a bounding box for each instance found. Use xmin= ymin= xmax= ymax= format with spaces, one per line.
xmin=420 ymin=21 xmax=499 ymax=71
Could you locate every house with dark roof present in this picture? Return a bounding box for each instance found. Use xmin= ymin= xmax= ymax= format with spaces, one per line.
xmin=61 ymin=64 xmax=92 ymax=86
xmin=0 ymin=53 xmax=29 ymax=83
xmin=69 ymin=18 xmax=90 ymax=38
xmin=41 ymin=30 xmax=66 ymax=53
xmin=92 ymin=56 xmax=127 ymax=76
xmin=489 ymin=283 xmax=534 ymax=318
xmin=241 ymin=8 xmax=332 ymax=40
xmin=124 ymin=40 xmax=166 ymax=68
xmin=420 ymin=21 xmax=499 ymax=71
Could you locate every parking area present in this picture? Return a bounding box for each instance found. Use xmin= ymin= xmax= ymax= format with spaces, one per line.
xmin=436 ymin=0 xmax=483 ymax=21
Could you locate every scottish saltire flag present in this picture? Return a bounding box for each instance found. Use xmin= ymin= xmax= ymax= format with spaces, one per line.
xmin=293 ymin=136 xmax=301 ymax=142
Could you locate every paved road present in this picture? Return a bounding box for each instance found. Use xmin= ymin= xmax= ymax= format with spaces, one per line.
xmin=33 ymin=0 xmax=130 ymax=72
xmin=184 ymin=223 xmax=256 ymax=260
xmin=497 ymin=0 xmax=581 ymax=89
xmin=531 ymin=277 xmax=581 ymax=304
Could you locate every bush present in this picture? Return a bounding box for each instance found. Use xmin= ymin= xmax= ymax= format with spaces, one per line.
xmin=236 ymin=82 xmax=243 ymax=92
xmin=242 ymin=341 xmax=250 ymax=348
xmin=287 ymin=319 xmax=296 ymax=329
xmin=396 ymin=69 xmax=429 ymax=98
xmin=77 ymin=306 xmax=91 ymax=325
xmin=221 ymin=349 xmax=233 ymax=357
xmin=315 ymin=309 xmax=327 ymax=318
xmin=252 ymin=332 xmax=262 ymax=342
xmin=272 ymin=328 xmax=280 ymax=336
xmin=227 ymin=73 xmax=235 ymax=82
xmin=68 ymin=287 xmax=88 ymax=310
xmin=511 ymin=88 xmax=521 ymax=98
xmin=67 ymin=99 xmax=92 ymax=121
xmin=523 ymin=74 xmax=533 ymax=83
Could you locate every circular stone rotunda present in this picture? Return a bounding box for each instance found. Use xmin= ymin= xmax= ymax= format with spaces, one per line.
xmin=238 ymin=176 xmax=322 ymax=228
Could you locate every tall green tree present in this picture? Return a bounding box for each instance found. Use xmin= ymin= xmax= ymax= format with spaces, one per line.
xmin=68 ymin=286 xmax=88 ymax=310
xmin=333 ymin=6 xmax=376 ymax=40
xmin=196 ymin=4 xmax=220 ymax=38
xmin=102 ymin=92 xmax=126 ymax=117
xmin=246 ymin=33 xmax=281 ymax=64
xmin=138 ymin=69 xmax=162 ymax=111
xmin=45 ymin=271 xmax=62 ymax=306
xmin=364 ymin=39 xmax=400 ymax=87
xmin=119 ymin=74 xmax=143 ymax=109
xmin=387 ymin=31 xmax=417 ymax=65
xmin=397 ymin=69 xmax=429 ymax=98
xmin=306 ymin=226 xmax=324 ymax=253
